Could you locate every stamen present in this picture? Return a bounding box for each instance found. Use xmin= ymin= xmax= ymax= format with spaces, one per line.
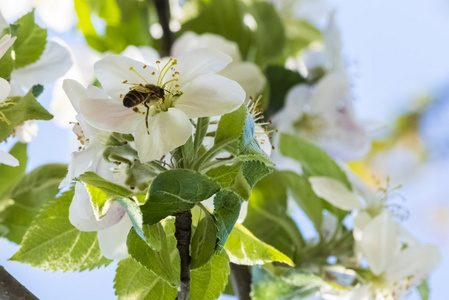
xmin=143 ymin=65 xmax=147 ymax=69
xmin=129 ymin=66 xmax=149 ymax=84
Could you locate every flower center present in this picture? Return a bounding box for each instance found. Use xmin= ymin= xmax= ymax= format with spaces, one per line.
xmin=293 ymin=113 xmax=327 ymax=141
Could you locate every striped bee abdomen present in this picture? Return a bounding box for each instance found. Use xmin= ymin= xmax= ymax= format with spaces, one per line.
xmin=123 ymin=90 xmax=149 ymax=108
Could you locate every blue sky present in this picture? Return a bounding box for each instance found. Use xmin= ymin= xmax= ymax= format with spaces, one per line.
xmin=1 ymin=0 xmax=449 ymax=299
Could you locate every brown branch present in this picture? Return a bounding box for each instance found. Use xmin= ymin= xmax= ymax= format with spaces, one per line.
xmin=230 ymin=263 xmax=252 ymax=300
xmin=174 ymin=211 xmax=192 ymax=300
xmin=0 ymin=266 xmax=39 ymax=300
xmin=153 ymin=0 xmax=174 ymax=57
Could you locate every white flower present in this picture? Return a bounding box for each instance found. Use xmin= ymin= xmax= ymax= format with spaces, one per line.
xmin=172 ymin=32 xmax=266 ymax=97
xmin=60 ymin=79 xmax=112 ymax=187
xmin=75 ymin=48 xmax=245 ymax=163
xmin=10 ymin=39 xmax=72 ymax=96
xmin=309 ymin=169 xmax=390 ymax=240
xmin=357 ymin=213 xmax=440 ymax=299
xmin=13 ymin=120 xmax=38 ymax=142
xmin=274 ymin=71 xmax=370 ymax=161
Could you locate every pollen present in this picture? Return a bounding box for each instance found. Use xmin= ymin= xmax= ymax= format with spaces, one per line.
xmin=120 ymin=94 xmax=123 ymax=98
xmin=152 ymin=72 xmax=155 ymax=75
xmin=156 ymin=61 xmax=161 ymax=64
xmin=143 ymin=65 xmax=147 ymax=69
xmin=129 ymin=67 xmax=134 ymax=71
xmin=122 ymin=80 xmax=128 ymax=84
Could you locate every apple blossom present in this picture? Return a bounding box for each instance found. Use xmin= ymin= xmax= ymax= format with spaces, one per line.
xmin=355 ymin=213 xmax=440 ymax=299
xmin=76 ymin=48 xmax=245 ymax=163
xmin=274 ymin=71 xmax=370 ymax=161
xmin=171 ymin=32 xmax=266 ymax=97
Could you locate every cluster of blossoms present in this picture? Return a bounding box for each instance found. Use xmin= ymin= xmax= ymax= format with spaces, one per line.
xmin=61 ymin=32 xmax=269 ymax=259
xmin=310 ymin=169 xmax=440 ymax=299
xmin=274 ymin=13 xmax=370 ymax=162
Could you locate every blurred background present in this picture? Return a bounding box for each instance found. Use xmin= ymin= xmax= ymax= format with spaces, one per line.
xmin=1 ymin=0 xmax=449 ymax=299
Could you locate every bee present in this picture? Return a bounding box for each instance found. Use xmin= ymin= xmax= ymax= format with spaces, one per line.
xmin=123 ymin=84 xmax=165 ymax=134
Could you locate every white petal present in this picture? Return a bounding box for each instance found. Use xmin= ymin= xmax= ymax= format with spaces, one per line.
xmin=97 ymin=213 xmax=132 ymax=260
xmin=11 ymin=40 xmax=72 ymax=92
xmin=79 ymin=90 xmax=141 ymax=134
xmin=272 ymin=84 xmax=310 ymax=129
xmin=323 ymin=11 xmax=343 ymax=71
xmin=0 ymin=34 xmax=16 ymax=59
xmin=0 ymin=150 xmax=19 ymax=167
xmin=310 ymin=71 xmax=370 ymax=161
xmin=175 ymin=48 xmax=232 ymax=86
xmin=172 ymin=32 xmax=241 ymax=62
xmin=14 ymin=120 xmax=38 ymax=143
xmin=62 ymin=79 xmax=87 ymax=113
xmin=134 ymin=108 xmax=192 ymax=163
xmin=175 ymin=74 xmax=245 ymax=118
xmin=59 ymin=142 xmax=103 ymax=188
xmin=352 ymin=211 xmax=372 ymax=241
xmin=94 ymin=54 xmax=158 ymax=99
xmin=218 ymin=62 xmax=266 ymax=97
xmin=359 ymin=212 xmax=401 ymax=275
xmin=309 ymin=177 xmax=363 ymax=210
xmin=0 ymin=77 xmax=11 ymax=102
xmin=385 ymin=243 xmax=441 ymax=283
xmin=69 ymin=183 xmax=126 ymax=232
xmin=237 ymin=200 xmax=248 ymax=224
xmin=121 ymin=45 xmax=160 ymax=65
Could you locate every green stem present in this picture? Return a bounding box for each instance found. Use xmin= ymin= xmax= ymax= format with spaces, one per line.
xmin=192 ymin=138 xmax=237 ymax=171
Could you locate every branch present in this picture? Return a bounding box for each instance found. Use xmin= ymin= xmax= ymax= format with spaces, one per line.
xmin=153 ymin=0 xmax=174 ymax=57
xmin=174 ymin=211 xmax=192 ymax=300
xmin=0 ymin=266 xmax=39 ymax=300
xmin=230 ymin=263 xmax=252 ymax=300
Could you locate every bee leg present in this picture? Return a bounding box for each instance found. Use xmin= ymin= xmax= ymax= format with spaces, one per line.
xmin=144 ymin=101 xmax=150 ymax=135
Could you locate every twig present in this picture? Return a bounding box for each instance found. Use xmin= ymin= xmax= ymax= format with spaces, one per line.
xmin=230 ymin=263 xmax=252 ymax=300
xmin=153 ymin=0 xmax=174 ymax=57
xmin=174 ymin=211 xmax=192 ymax=300
xmin=0 ymin=266 xmax=39 ymax=300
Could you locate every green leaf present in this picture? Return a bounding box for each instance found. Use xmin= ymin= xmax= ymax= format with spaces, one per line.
xmin=251 ymin=266 xmax=323 ymax=300
xmin=114 ymin=258 xmax=178 ymax=300
xmin=417 ymin=280 xmax=429 ymax=300
xmin=279 ymin=133 xmax=351 ymax=189
xmin=74 ymin=0 xmax=151 ymax=53
xmin=78 ymin=171 xmax=132 ymax=197
xmin=126 ymin=219 xmax=180 ymax=287
xmin=181 ymin=0 xmax=253 ymax=58
xmin=0 ymin=48 xmax=14 ymax=79
xmin=215 ymin=105 xmax=246 ymax=147
xmin=243 ymin=172 xmax=305 ymax=263
xmin=141 ymin=169 xmax=220 ymax=225
xmin=213 ymin=189 xmax=242 ymax=250
xmin=10 ymin=188 xmax=112 ymax=271
xmin=284 ymin=18 xmax=321 ymax=57
xmin=0 ymin=142 xmax=27 ymax=199
xmin=78 ymin=172 xmax=132 ymax=220
xmin=280 ymin=171 xmax=323 ymax=230
xmin=0 ymin=89 xmax=53 ymax=142
xmin=207 ymin=161 xmax=271 ymax=200
xmin=0 ymin=163 xmax=67 ymax=244
xmin=264 ymin=66 xmax=306 ymax=119
xmin=225 ymin=223 xmax=293 ymax=266
xmin=12 ymin=11 xmax=47 ymax=69
xmin=250 ymin=2 xmax=285 ymax=65
xmin=191 ymin=208 xmax=217 ymax=269
xmin=116 ymin=197 xmax=145 ymax=243
xmin=194 ymin=117 xmax=210 ymax=157
xmin=31 ymin=84 xmax=44 ymax=98
xmin=190 ymin=250 xmax=231 ymax=300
